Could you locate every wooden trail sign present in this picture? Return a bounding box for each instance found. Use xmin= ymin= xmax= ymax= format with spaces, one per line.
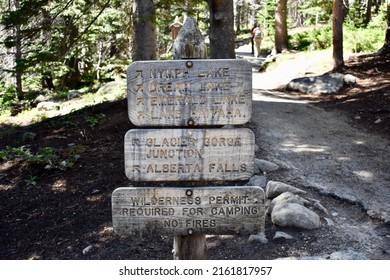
xmin=112 ymin=186 xmax=265 ymax=236
xmin=124 ymin=128 xmax=255 ymax=182
xmin=127 ymin=59 xmax=252 ymax=126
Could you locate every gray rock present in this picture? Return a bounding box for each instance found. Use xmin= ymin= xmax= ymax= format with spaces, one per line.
xmin=22 ymin=131 xmax=37 ymax=140
xmin=271 ymin=203 xmax=321 ymax=229
xmin=273 ymin=231 xmax=294 ymax=240
xmin=248 ymin=232 xmax=268 ymax=243
xmin=344 ymin=74 xmax=357 ymax=85
xmin=312 ymin=201 xmax=329 ymax=215
xmin=286 ymin=73 xmax=345 ymax=95
xmin=265 ymin=180 xmax=306 ymax=199
xmin=82 ymin=245 xmax=93 ymax=255
xmin=329 ymin=249 xmax=369 ymax=260
xmin=37 ymin=101 xmax=60 ymax=111
xmin=67 ymin=90 xmax=81 ymax=100
xmin=324 ymin=217 xmax=335 ymax=226
xmin=267 ymin=192 xmax=309 ymax=215
xmin=246 ymin=175 xmax=266 ymax=188
xmin=254 ymin=158 xmax=280 ymax=174
xmin=96 ymin=81 xmax=125 ymax=95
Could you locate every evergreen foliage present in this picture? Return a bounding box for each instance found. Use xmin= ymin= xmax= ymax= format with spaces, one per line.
xmin=0 ymin=0 xmax=388 ymax=105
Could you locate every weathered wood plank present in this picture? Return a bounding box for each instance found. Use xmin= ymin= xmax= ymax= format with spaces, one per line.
xmin=112 ymin=186 xmax=265 ymax=236
xmin=124 ymin=128 xmax=255 ymax=182
xmin=127 ymin=59 xmax=252 ymax=126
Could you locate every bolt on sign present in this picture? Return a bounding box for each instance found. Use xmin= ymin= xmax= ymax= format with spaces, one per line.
xmin=124 ymin=128 xmax=255 ymax=182
xmin=112 ymin=186 xmax=265 ymax=236
xmin=127 ymin=59 xmax=252 ymax=126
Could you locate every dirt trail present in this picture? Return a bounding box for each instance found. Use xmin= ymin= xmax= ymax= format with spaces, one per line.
xmin=247 ymin=51 xmax=389 ymax=259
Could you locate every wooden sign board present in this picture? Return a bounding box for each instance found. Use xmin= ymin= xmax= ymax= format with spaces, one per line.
xmin=124 ymin=128 xmax=255 ymax=182
xmin=127 ymin=59 xmax=252 ymax=126
xmin=112 ymin=186 xmax=265 ymax=236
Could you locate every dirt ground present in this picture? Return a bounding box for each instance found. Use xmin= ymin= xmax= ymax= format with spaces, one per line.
xmin=0 ymin=51 xmax=389 ymax=260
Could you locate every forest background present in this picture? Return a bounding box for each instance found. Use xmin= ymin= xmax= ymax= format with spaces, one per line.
xmin=0 ymin=0 xmax=389 ymax=121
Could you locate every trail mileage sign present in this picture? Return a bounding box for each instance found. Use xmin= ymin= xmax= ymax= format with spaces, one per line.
xmin=124 ymin=128 xmax=255 ymax=182
xmin=112 ymin=57 xmax=264 ymax=238
xmin=127 ymin=59 xmax=252 ymax=126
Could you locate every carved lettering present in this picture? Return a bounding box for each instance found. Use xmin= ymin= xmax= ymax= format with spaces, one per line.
xmin=197 ymin=67 xmax=229 ymax=78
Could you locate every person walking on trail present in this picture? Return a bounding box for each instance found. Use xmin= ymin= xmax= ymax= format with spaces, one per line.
xmin=250 ymin=22 xmax=258 ymax=54
xmin=252 ymin=23 xmax=263 ymax=57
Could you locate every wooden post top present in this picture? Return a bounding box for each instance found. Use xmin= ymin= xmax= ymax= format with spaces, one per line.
xmin=173 ymin=17 xmax=207 ymax=59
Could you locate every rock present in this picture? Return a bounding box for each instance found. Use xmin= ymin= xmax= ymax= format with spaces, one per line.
xmin=324 ymin=217 xmax=335 ymax=226
xmin=329 ymin=249 xmax=369 ymax=260
xmin=22 ymin=132 xmax=37 ymax=141
xmin=82 ymin=245 xmax=93 ymax=255
xmin=96 ymin=81 xmax=125 ymax=96
xmin=248 ymin=232 xmax=268 ymax=243
xmin=273 ymin=231 xmax=294 ymax=240
xmin=254 ymin=158 xmax=279 ymax=174
xmin=312 ymin=201 xmax=329 ymax=215
xmin=267 ymin=192 xmax=309 ymax=215
xmin=265 ymin=180 xmax=306 ymax=199
xmin=67 ymin=90 xmax=81 ymax=100
xmin=286 ymin=73 xmax=346 ymax=95
xmin=37 ymin=101 xmax=60 ymax=111
xmin=34 ymin=94 xmax=47 ymax=103
xmin=271 ymin=203 xmax=321 ymax=229
xmin=344 ymin=74 xmax=357 ymax=85
xmin=246 ymin=175 xmax=266 ymax=188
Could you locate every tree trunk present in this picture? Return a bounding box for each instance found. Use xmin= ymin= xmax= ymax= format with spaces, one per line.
xmin=376 ymin=0 xmax=390 ymax=54
xmin=13 ymin=0 xmax=23 ymax=100
xmin=275 ymin=0 xmax=288 ymax=53
xmin=332 ymin=0 xmax=344 ymax=71
xmin=386 ymin=1 xmax=390 ymax=48
xmin=207 ymin=0 xmax=236 ymax=59
xmin=235 ymin=1 xmax=241 ymax=33
xmin=364 ymin=0 xmax=372 ymax=25
xmin=132 ymin=0 xmax=157 ymax=61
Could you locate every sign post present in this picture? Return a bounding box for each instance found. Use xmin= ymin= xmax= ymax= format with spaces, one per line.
xmin=112 ymin=17 xmax=264 ymax=260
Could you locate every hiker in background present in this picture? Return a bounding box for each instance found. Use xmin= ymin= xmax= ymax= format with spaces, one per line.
xmin=250 ymin=22 xmax=258 ymax=55
xmin=252 ymin=23 xmax=263 ymax=57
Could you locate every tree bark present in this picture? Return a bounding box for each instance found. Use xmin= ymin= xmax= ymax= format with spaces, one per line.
xmin=275 ymin=0 xmax=288 ymax=53
xmin=207 ymin=0 xmax=236 ymax=59
xmin=385 ymin=1 xmax=390 ymax=49
xmin=132 ymin=0 xmax=157 ymax=61
xmin=13 ymin=0 xmax=23 ymax=100
xmin=376 ymin=0 xmax=390 ymax=53
xmin=364 ymin=0 xmax=372 ymax=25
xmin=332 ymin=0 xmax=344 ymax=71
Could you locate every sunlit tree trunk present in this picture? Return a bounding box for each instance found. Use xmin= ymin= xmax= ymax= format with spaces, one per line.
xmin=376 ymin=0 xmax=390 ymax=53
xmin=132 ymin=0 xmax=157 ymax=61
xmin=275 ymin=0 xmax=288 ymax=53
xmin=332 ymin=0 xmax=344 ymax=71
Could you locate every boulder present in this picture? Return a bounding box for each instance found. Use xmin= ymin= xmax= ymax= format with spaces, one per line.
xmin=271 ymin=203 xmax=321 ymax=229
xmin=245 ymin=175 xmax=266 ymax=188
xmin=286 ymin=73 xmax=349 ymax=95
xmin=265 ymin=180 xmax=306 ymax=199
xmin=267 ymin=191 xmax=309 ymax=215
xmin=254 ymin=158 xmax=280 ymax=174
xmin=37 ymin=101 xmax=60 ymax=111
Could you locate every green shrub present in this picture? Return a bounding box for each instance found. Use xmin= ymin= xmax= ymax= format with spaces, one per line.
xmin=0 ymin=85 xmax=17 ymax=110
xmin=344 ymin=24 xmax=384 ymax=53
